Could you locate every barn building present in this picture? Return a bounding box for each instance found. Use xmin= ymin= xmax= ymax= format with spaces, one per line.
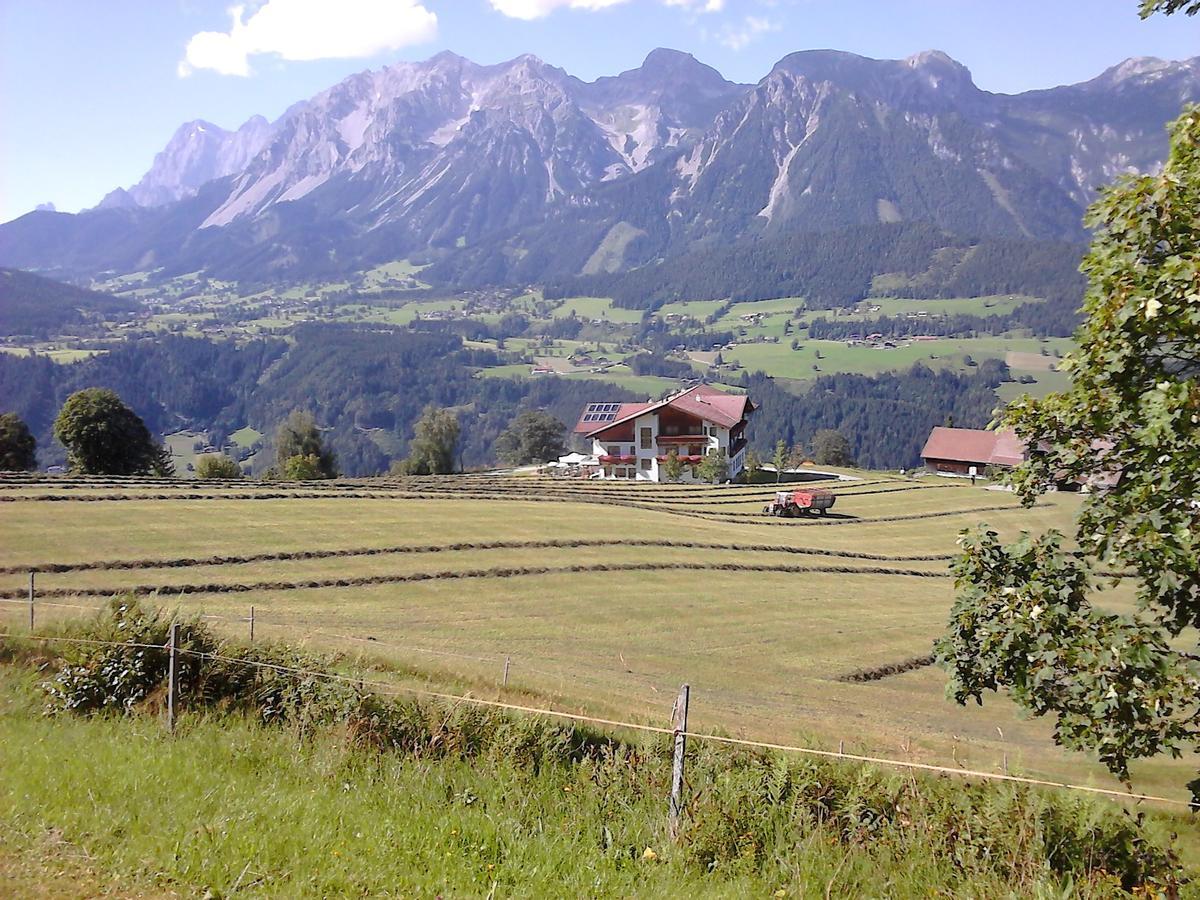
xmin=920 ymin=426 xmax=1027 ymax=476
xmin=573 ymin=385 xmax=756 ymax=482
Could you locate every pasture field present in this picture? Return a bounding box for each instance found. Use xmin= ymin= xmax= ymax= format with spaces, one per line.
xmin=727 ymin=336 xmax=1074 ymax=382
xmin=549 ymin=296 xmax=645 ymax=323
xmin=0 ymin=471 xmax=1185 ymax=806
xmin=476 ymin=364 xmax=685 ymax=396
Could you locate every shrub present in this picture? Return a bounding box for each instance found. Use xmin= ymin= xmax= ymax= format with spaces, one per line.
xmin=195 ymin=453 xmax=243 ymax=479
xmin=282 ymin=453 xmax=327 ymax=480
xmin=43 ymin=598 xmax=221 ymax=714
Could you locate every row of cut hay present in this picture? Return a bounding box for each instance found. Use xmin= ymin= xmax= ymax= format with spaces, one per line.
xmin=837 ymin=655 xmax=937 ymax=683
xmin=679 ymin=503 xmax=1038 ymax=526
xmin=1 ymin=538 xmax=956 ymax=576
xmin=0 ymin=488 xmax=1035 ymax=530
xmin=0 ymin=560 xmax=952 ymax=601
xmin=594 ymin=484 xmax=961 ymax=507
xmin=0 ymin=474 xmax=927 ymax=508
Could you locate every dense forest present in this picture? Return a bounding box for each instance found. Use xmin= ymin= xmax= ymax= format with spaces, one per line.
xmin=0 ymin=327 xmax=641 ymax=474
xmin=743 ymin=360 xmax=1009 ymax=469
xmin=0 ymin=323 xmax=1008 ymax=474
xmin=0 ymin=267 xmax=138 ymax=337
xmin=545 ymin=224 xmax=1086 ymax=336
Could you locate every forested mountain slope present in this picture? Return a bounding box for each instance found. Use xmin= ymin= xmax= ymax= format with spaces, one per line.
xmin=0 ymin=268 xmax=138 ymax=337
xmin=0 ymin=325 xmax=1004 ymax=473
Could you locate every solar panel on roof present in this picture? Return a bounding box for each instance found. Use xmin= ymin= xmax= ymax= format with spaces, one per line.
xmin=582 ymin=402 xmax=621 ymax=424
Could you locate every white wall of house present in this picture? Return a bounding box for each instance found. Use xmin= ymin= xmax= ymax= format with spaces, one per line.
xmin=590 ymin=413 xmax=744 ymax=482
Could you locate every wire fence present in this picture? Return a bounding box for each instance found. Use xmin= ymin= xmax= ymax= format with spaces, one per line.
xmin=0 ymin=625 xmax=1189 ymax=812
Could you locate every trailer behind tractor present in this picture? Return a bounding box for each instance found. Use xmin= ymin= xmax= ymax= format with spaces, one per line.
xmin=762 ymin=489 xmax=836 ymax=518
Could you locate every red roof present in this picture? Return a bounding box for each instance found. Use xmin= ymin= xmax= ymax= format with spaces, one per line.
xmin=576 ymin=385 xmax=753 ymax=438
xmin=921 ymin=427 xmax=1027 ymax=467
xmin=572 ymin=402 xmax=652 ymax=434
xmin=665 ymin=384 xmax=751 ymax=430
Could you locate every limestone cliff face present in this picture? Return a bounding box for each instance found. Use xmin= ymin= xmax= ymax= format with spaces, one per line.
xmin=5 ymin=48 xmax=1197 ymax=282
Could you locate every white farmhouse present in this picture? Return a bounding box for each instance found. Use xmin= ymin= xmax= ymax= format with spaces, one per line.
xmin=572 ymin=385 xmax=756 ymax=482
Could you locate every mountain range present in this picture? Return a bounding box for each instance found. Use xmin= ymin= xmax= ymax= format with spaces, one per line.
xmin=2 ymin=48 xmax=1197 ymax=288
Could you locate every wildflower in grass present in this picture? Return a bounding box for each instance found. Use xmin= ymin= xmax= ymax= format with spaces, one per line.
xmin=642 ymin=847 xmax=657 ymax=862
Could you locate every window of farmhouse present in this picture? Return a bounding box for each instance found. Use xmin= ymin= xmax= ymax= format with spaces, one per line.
xmin=640 ymin=458 xmax=651 ymax=470
xmin=640 ymin=427 xmax=652 ymax=449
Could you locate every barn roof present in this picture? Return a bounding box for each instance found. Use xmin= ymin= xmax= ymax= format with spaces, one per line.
xmin=921 ymin=427 xmax=1027 ymax=467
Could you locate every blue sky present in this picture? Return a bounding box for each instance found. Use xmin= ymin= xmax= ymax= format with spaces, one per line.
xmin=2 ymin=0 xmax=1198 ymax=223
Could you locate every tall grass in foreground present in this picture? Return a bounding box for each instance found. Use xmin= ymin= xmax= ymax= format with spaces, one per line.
xmin=0 ymin=602 xmax=1192 ymax=898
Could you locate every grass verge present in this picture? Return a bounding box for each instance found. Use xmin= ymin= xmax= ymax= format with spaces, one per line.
xmin=0 ymin=604 xmax=1192 ymax=898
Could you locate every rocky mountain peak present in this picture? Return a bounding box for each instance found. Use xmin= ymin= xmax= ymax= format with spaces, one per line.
xmin=1090 ymin=55 xmax=1200 ymax=88
xmin=18 ymin=46 xmax=1192 ymax=287
xmin=95 ymin=115 xmax=275 ymax=210
xmin=904 ymin=49 xmax=974 ymax=83
xmin=770 ymin=48 xmax=979 ymax=106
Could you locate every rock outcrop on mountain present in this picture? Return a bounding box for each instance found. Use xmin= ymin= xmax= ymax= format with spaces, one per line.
xmin=98 ymin=116 xmax=275 ymax=210
xmin=2 ymin=48 xmax=1196 ymax=285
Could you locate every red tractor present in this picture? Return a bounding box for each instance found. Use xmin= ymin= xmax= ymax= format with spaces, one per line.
xmin=763 ymin=489 xmax=836 ymax=518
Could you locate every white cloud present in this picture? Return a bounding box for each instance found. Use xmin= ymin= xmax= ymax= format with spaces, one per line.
xmin=488 ymin=0 xmax=722 ymax=20
xmin=488 ymin=0 xmax=626 ymax=18
xmin=665 ymin=0 xmax=725 ymax=11
xmin=717 ymin=14 xmax=778 ymax=51
xmin=179 ymin=0 xmax=438 ymax=77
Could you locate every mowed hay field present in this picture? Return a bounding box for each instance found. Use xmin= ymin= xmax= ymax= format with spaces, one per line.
xmin=0 ymin=472 xmax=1186 ymax=804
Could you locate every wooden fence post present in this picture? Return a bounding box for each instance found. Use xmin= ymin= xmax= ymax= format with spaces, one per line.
xmin=167 ymin=622 xmax=179 ymax=734
xmin=503 ymin=656 xmax=510 ymax=687
xmin=28 ymin=572 xmax=35 ymax=632
xmin=668 ymin=683 xmax=690 ymax=841
xmin=249 ymin=606 xmax=255 ymax=644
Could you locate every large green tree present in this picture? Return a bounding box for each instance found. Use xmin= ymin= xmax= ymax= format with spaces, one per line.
xmin=400 ymin=406 xmax=461 ymax=475
xmin=53 ymin=389 xmax=172 ymax=476
xmin=275 ymin=411 xmax=337 ymax=479
xmin=811 ymin=429 xmax=854 ymax=467
xmin=937 ymin=108 xmax=1200 ymax=798
xmin=494 ymin=410 xmax=566 ymax=465
xmin=0 ymin=412 xmax=36 ymax=471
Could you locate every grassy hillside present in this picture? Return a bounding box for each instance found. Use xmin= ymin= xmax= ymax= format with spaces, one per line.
xmin=1 ymin=655 xmax=1187 ymax=898
xmin=0 ymin=472 xmax=1189 ymax=805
